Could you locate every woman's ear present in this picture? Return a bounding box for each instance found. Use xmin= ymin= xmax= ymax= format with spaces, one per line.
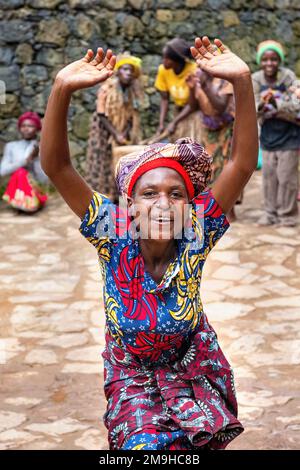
xmin=126 ymin=196 xmax=134 ymax=219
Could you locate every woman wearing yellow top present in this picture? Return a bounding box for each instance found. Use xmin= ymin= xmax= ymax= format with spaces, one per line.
xmin=155 ymin=38 xmax=202 ymax=142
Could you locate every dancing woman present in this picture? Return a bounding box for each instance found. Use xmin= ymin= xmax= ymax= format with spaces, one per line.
xmin=40 ymin=37 xmax=258 ymax=450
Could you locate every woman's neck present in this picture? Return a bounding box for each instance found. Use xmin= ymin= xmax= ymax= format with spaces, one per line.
xmin=264 ymin=71 xmax=278 ymax=85
xmin=173 ymin=62 xmax=185 ymax=75
xmin=139 ymin=238 xmax=177 ymax=271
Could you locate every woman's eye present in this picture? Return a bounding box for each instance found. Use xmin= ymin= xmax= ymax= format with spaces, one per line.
xmin=171 ymin=192 xmax=183 ymax=198
xmin=143 ymin=191 xmax=156 ymax=197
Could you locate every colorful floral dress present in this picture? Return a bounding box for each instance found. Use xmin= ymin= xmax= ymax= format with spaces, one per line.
xmin=79 ymin=189 xmax=243 ymax=450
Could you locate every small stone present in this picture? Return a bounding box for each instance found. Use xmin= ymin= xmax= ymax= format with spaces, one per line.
xmin=228 ymin=334 xmax=264 ymax=355
xmin=255 ymin=296 xmax=300 ymax=308
xmin=28 ymin=0 xmax=63 ymax=7
xmin=276 ymin=415 xmax=300 ymax=425
xmin=75 ymin=429 xmax=106 ymax=450
xmin=0 ymin=411 xmax=26 ymax=433
xmin=239 ymin=406 xmax=264 ymax=421
xmin=261 ymin=279 xmax=300 ymax=296
xmin=24 ymin=349 xmax=58 ymax=365
xmin=15 ymin=44 xmax=33 ymax=65
xmin=238 ymin=390 xmax=292 ymax=408
xmin=8 ymin=253 xmax=35 ymax=262
xmin=261 ymin=264 xmax=294 ymax=277
xmin=0 ymin=430 xmax=38 ymax=445
xmin=185 ymin=0 xmax=203 ymax=6
xmin=4 ymin=397 xmax=42 ymax=407
xmin=36 ymin=48 xmax=64 ymax=67
xmin=25 ymin=418 xmax=89 ymax=436
xmin=0 ymin=46 xmax=14 ymax=65
xmin=62 ymin=362 xmax=101 ymax=374
xmin=214 ymin=234 xmax=239 ymax=252
xmin=69 ymin=140 xmax=84 ymax=158
xmin=72 ymin=111 xmax=91 ymax=139
xmin=22 ymin=65 xmax=48 ymax=86
xmin=272 ymin=339 xmax=300 ymax=364
xmin=123 ymin=15 xmax=144 ymax=39
xmin=209 ymin=250 xmax=240 ymax=264
xmin=222 ymin=10 xmax=240 ymax=27
xmin=201 ymin=291 xmax=225 ymax=303
xmin=201 ymin=280 xmax=233 ymax=291
xmin=0 ymin=338 xmax=25 ymax=364
xmin=65 ymin=346 xmax=100 ymax=362
xmin=37 ymin=19 xmax=69 ymax=47
xmin=156 ymin=10 xmax=173 ymax=22
xmin=0 ymin=20 xmax=32 ymax=43
xmin=39 ymin=333 xmax=89 ymax=349
xmin=0 ymin=65 xmax=20 ymax=92
xmin=204 ymin=302 xmax=254 ymax=322
xmin=38 ymin=253 xmax=61 ymax=265
xmin=75 ymin=13 xmax=99 ymax=40
xmin=257 ymin=234 xmax=300 ymax=246
xmin=226 ymin=285 xmax=267 ymax=300
xmin=234 ymin=365 xmax=257 ymax=379
xmin=212 ymin=265 xmax=252 ymax=281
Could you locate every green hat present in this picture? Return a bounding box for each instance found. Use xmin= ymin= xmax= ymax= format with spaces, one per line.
xmin=256 ymin=40 xmax=285 ymax=65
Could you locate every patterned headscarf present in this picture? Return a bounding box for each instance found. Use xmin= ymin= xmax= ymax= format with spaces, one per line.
xmin=256 ymin=40 xmax=285 ymax=65
xmin=18 ymin=111 xmax=42 ymax=131
xmin=115 ymin=138 xmax=212 ymax=200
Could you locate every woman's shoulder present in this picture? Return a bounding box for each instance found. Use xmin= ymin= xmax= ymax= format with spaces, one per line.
xmin=251 ymin=69 xmax=264 ymax=81
xmin=278 ymin=67 xmax=297 ymax=84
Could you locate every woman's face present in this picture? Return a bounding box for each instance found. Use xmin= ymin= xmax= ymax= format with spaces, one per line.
xmin=162 ymin=48 xmax=181 ymax=71
xmin=260 ymin=50 xmax=280 ymax=78
xmin=19 ymin=119 xmax=38 ymax=140
xmin=128 ymin=167 xmax=190 ymax=241
xmin=118 ymin=64 xmax=135 ymax=86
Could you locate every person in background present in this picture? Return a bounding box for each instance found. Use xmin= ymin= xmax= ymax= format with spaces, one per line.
xmin=40 ymin=36 xmax=258 ymax=450
xmin=184 ymin=65 xmax=238 ymax=222
xmin=154 ymin=38 xmax=202 ymax=142
xmin=252 ymin=40 xmax=300 ymax=226
xmin=86 ymin=53 xmax=142 ymax=201
xmin=0 ymin=111 xmax=48 ymax=212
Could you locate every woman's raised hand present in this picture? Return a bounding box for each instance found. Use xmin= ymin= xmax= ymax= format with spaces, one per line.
xmin=55 ymin=48 xmax=116 ymax=92
xmin=190 ymin=36 xmax=250 ymax=83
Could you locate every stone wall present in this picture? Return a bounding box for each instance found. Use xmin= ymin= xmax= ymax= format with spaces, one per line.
xmin=1 ymin=0 xmax=300 ymax=172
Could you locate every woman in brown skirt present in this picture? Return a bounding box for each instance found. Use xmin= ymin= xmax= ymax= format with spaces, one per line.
xmin=86 ymin=53 xmax=142 ymax=201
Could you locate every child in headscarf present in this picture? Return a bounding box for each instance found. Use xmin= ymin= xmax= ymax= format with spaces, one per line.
xmin=252 ymin=40 xmax=300 ymax=226
xmin=86 ymin=53 xmax=142 ymax=201
xmin=0 ymin=111 xmax=48 ymax=212
xmin=154 ymin=38 xmax=202 ymax=143
xmin=41 ymin=38 xmax=258 ymax=450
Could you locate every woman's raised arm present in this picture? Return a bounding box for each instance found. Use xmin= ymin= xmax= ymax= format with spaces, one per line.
xmin=191 ymin=37 xmax=258 ymax=213
xmin=40 ymin=48 xmax=116 ymax=219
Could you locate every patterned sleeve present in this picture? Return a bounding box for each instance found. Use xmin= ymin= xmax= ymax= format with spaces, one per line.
xmin=79 ymin=192 xmax=121 ymax=262
xmin=192 ymin=189 xmax=230 ymax=255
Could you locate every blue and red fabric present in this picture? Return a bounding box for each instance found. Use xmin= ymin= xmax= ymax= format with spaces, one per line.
xmin=79 ymin=188 xmax=243 ymax=450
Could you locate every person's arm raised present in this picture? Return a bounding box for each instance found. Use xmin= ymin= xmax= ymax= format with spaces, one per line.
xmin=191 ymin=37 xmax=258 ymax=214
xmin=40 ymin=48 xmax=116 ymax=219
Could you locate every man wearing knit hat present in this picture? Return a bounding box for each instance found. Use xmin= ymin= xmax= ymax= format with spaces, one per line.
xmin=252 ymin=40 xmax=300 ymax=227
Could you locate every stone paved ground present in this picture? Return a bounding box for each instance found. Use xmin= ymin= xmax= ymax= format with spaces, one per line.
xmin=0 ymin=170 xmax=299 ymax=450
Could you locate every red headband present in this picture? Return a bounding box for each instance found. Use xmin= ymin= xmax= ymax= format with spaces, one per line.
xmin=18 ymin=112 xmax=42 ymax=131
xmin=127 ymin=158 xmax=195 ymax=199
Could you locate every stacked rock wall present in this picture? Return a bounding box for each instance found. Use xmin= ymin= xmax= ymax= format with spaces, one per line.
xmin=1 ymin=0 xmax=300 ymax=172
